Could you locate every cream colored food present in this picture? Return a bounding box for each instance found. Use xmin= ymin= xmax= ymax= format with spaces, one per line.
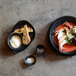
xmin=10 ymin=35 xmax=21 ymax=48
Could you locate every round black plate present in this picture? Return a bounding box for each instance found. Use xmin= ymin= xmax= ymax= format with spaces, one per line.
xmin=7 ymin=20 xmax=35 ymax=54
xmin=48 ymin=16 xmax=76 ymax=56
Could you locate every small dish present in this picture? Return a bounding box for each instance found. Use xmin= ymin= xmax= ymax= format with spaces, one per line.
xmin=35 ymin=44 xmax=46 ymax=56
xmin=7 ymin=20 xmax=35 ymax=54
xmin=48 ymin=16 xmax=76 ymax=56
xmin=24 ymin=55 xmax=36 ymax=66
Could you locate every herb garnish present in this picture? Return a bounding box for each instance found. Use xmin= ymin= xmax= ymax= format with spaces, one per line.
xmin=65 ymin=36 xmax=69 ymax=43
xmin=65 ymin=36 xmax=72 ymax=45
xmin=73 ymin=26 xmax=76 ymax=28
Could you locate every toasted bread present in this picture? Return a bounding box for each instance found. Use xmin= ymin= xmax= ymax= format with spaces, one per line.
xmin=23 ymin=25 xmax=31 ymax=45
xmin=14 ymin=24 xmax=33 ymax=45
xmin=14 ymin=29 xmax=22 ymax=34
xmin=14 ymin=26 xmax=33 ymax=34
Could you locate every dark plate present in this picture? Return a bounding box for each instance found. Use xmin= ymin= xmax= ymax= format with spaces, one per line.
xmin=7 ymin=20 xmax=35 ymax=54
xmin=48 ymin=16 xmax=76 ymax=56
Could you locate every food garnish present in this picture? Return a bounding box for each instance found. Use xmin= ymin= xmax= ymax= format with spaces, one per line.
xmin=54 ymin=21 xmax=76 ymax=52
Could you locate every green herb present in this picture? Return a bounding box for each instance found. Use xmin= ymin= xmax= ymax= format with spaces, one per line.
xmin=65 ymin=36 xmax=69 ymax=40
xmin=73 ymin=26 xmax=76 ymax=28
xmin=70 ymin=30 xmax=72 ymax=33
xmin=62 ymin=29 xmax=66 ymax=34
xmin=65 ymin=36 xmax=73 ymax=45
xmin=66 ymin=29 xmax=69 ymax=31
xmin=65 ymin=36 xmax=69 ymax=43
xmin=69 ymin=40 xmax=72 ymax=43
xmin=62 ymin=29 xmax=65 ymax=32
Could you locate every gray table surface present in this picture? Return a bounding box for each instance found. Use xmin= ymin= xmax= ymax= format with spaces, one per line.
xmin=0 ymin=0 xmax=76 ymax=76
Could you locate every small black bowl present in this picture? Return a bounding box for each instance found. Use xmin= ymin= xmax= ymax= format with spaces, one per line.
xmin=7 ymin=33 xmax=23 ymax=51
xmin=48 ymin=16 xmax=76 ymax=56
xmin=24 ymin=55 xmax=36 ymax=66
xmin=36 ymin=44 xmax=46 ymax=56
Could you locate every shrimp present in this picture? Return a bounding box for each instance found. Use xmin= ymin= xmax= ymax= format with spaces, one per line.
xmin=63 ymin=21 xmax=74 ymax=29
xmin=55 ymin=27 xmax=69 ymax=36
xmin=55 ymin=22 xmax=76 ymax=53
xmin=55 ymin=27 xmax=69 ymax=51
xmin=59 ymin=36 xmax=67 ymax=51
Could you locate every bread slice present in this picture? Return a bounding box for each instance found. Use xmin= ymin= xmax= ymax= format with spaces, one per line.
xmin=23 ymin=25 xmax=31 ymax=45
xmin=14 ymin=29 xmax=22 ymax=34
xmin=13 ymin=24 xmax=33 ymax=45
xmin=14 ymin=25 xmax=33 ymax=34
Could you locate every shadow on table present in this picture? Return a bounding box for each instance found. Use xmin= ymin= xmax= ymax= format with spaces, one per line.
xmin=20 ymin=59 xmax=28 ymax=69
xmin=0 ymin=27 xmax=14 ymax=58
xmin=20 ymin=59 xmax=34 ymax=70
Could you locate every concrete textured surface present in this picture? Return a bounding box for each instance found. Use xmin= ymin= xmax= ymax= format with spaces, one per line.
xmin=0 ymin=0 xmax=76 ymax=76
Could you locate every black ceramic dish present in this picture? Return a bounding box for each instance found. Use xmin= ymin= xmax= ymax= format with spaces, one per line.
xmin=36 ymin=44 xmax=46 ymax=56
xmin=24 ymin=55 xmax=36 ymax=66
xmin=7 ymin=20 xmax=35 ymax=54
xmin=48 ymin=16 xmax=76 ymax=56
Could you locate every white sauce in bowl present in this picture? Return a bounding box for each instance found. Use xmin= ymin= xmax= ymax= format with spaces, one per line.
xmin=10 ymin=35 xmax=22 ymax=48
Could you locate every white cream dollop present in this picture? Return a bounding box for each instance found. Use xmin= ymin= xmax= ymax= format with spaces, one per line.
xmin=58 ymin=31 xmax=65 ymax=40
xmin=10 ymin=35 xmax=21 ymax=48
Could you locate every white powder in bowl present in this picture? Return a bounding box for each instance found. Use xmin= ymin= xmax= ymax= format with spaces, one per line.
xmin=26 ymin=58 xmax=35 ymax=64
xmin=10 ymin=35 xmax=21 ymax=48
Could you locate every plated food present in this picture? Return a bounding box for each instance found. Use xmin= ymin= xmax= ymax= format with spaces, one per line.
xmin=7 ymin=20 xmax=35 ymax=54
xmin=14 ymin=24 xmax=33 ymax=45
xmin=48 ymin=16 xmax=76 ymax=55
xmin=10 ymin=35 xmax=22 ymax=48
xmin=54 ymin=21 xmax=76 ymax=53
